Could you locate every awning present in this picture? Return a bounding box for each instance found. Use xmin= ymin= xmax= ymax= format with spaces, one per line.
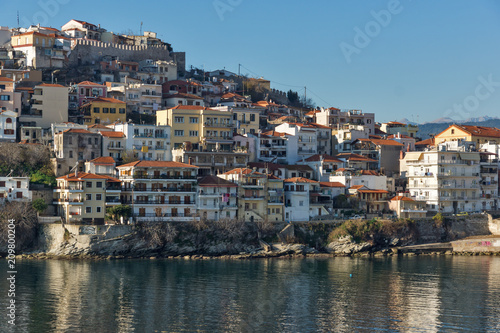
xmin=404 ymin=152 xmax=422 ymax=161
xmin=459 ymin=153 xmax=480 ymax=161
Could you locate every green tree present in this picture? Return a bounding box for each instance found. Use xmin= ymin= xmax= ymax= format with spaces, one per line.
xmin=32 ymin=198 xmax=48 ymax=214
xmin=106 ymin=205 xmax=132 ymax=222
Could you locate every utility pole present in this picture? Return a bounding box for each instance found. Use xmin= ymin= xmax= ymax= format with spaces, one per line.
xmin=238 ymin=63 xmax=241 ymax=76
xmin=304 ymin=86 xmax=307 ymax=109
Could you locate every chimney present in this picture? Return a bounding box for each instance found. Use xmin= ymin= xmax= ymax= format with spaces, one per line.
xmin=399 ymin=150 xmax=404 ymax=160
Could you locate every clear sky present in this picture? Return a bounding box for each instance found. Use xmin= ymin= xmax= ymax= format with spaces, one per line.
xmin=2 ymin=0 xmax=500 ymax=123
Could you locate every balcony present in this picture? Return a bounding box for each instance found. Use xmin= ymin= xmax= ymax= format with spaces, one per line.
xmin=53 ymin=198 xmax=84 ymax=205
xmin=107 ymin=144 xmax=124 ymax=150
xmin=241 ymin=195 xmax=266 ymax=200
xmin=241 ymin=183 xmax=265 ymax=189
xmin=129 ymin=187 xmax=196 ymax=192
xmin=125 ymin=199 xmax=196 ymax=205
xmin=54 ymin=186 xmax=83 ymax=192
xmin=105 ymin=198 xmax=121 ymax=205
xmin=204 ymin=122 xmax=233 ymax=128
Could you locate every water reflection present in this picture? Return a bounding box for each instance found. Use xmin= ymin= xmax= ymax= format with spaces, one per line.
xmin=1 ymin=256 xmax=499 ymax=332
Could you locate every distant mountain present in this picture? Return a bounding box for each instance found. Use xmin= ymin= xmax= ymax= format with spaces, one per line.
xmin=417 ymin=119 xmax=500 ymax=139
xmin=422 ymin=115 xmax=500 ymax=125
xmin=397 ymin=118 xmax=419 ymax=125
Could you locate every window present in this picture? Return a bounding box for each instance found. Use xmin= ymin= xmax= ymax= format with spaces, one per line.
xmin=245 ymin=203 xmax=249 ymax=211
xmin=0 ymin=95 xmax=10 ymax=101
xmin=86 ymin=181 xmax=92 ymax=188
xmin=174 ymin=116 xmax=184 ymax=123
xmin=189 ymin=117 xmax=198 ymax=123
xmin=86 ymin=194 xmax=92 ymax=200
xmin=252 ymin=203 xmax=257 ymax=209
xmin=85 ymin=207 xmax=92 ymax=213
xmin=189 ymin=130 xmax=198 ymax=136
xmin=88 ymin=138 xmax=92 ymax=145
xmin=119 ymin=108 xmax=126 ymax=114
xmin=250 ymin=114 xmax=255 ymax=121
xmin=103 ymin=108 xmax=109 ymax=113
xmin=96 ymin=182 xmax=102 ymax=188
xmin=174 ymin=130 xmax=184 ymax=136
xmin=0 ymin=181 xmax=4 ymax=187
xmin=69 ymin=151 xmax=73 ymax=158
xmin=299 ymin=201 xmax=304 ymax=206
xmin=69 ymin=137 xmax=73 ymax=144
xmin=96 ymin=207 xmax=102 ymax=213
xmin=110 ymin=108 xmax=116 ymax=114
xmin=96 ymin=194 xmax=102 ymax=200
xmin=93 ymin=107 xmax=100 ymax=113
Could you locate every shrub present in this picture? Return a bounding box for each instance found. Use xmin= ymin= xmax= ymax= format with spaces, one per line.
xmin=32 ymin=198 xmax=48 ymax=214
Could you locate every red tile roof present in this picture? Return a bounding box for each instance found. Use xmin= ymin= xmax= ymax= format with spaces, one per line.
xmin=335 ymin=153 xmax=378 ymax=162
xmin=349 ymin=185 xmax=365 ymax=190
xmin=38 ymin=83 xmax=66 ymax=88
xmin=223 ymin=168 xmax=254 ymax=175
xmin=357 ymin=189 xmax=389 ymax=194
xmin=91 ymin=97 xmax=126 ymax=104
xmin=78 ymin=81 xmax=105 ymax=86
xmin=61 ymin=129 xmax=93 ymax=134
xmin=164 ymin=92 xmax=203 ymax=100
xmin=100 ymin=131 xmax=125 ymax=138
xmin=57 ymin=172 xmax=120 ymax=182
xmin=89 ymin=156 xmax=115 ymax=165
xmin=117 ymin=160 xmax=198 ymax=168
xmin=198 ymin=175 xmax=237 ymax=187
xmin=415 ymin=137 xmax=435 ymax=146
xmin=0 ymin=77 xmax=13 ymax=82
xmin=304 ymin=154 xmax=343 ymax=163
xmin=284 ymin=177 xmax=318 ymax=183
xmin=454 ymin=125 xmax=500 ymax=138
xmin=391 ymin=196 xmax=415 ymax=202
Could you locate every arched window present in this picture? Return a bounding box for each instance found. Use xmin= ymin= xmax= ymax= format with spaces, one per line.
xmin=6 ymin=118 xmax=12 ymax=123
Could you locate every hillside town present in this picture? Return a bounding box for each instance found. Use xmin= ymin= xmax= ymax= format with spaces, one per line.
xmin=0 ymin=19 xmax=499 ymax=225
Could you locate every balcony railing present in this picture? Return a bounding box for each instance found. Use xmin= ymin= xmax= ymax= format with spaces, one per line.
xmin=127 ymin=187 xmax=196 ymax=192
xmin=133 ymin=213 xmax=191 ymax=218
xmin=130 ymin=174 xmax=197 ymax=180
xmin=124 ymin=200 xmax=196 ymax=205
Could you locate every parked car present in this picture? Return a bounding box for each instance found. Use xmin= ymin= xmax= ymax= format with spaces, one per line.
xmin=351 ymin=215 xmax=363 ymax=219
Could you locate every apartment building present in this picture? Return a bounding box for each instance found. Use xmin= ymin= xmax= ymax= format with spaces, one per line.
xmin=351 ymin=138 xmax=404 ymax=176
xmin=19 ymin=83 xmax=69 ymax=129
xmin=380 ymin=121 xmax=419 ymax=138
xmin=256 ymin=130 xmax=298 ymax=165
xmin=284 ymin=177 xmax=328 ymax=222
xmin=53 ymin=172 xmax=121 ymax=224
xmin=197 ymin=175 xmax=238 ymax=221
xmin=212 ymin=106 xmax=260 ymax=136
xmin=156 ymin=105 xmax=233 ymax=151
xmin=117 ymin=161 xmax=198 ymax=222
xmin=0 ymin=77 xmax=21 ymax=113
xmin=81 ymin=97 xmax=126 ymax=125
xmin=110 ymin=122 xmax=172 ymax=161
xmin=298 ymin=154 xmax=344 ymax=182
xmin=316 ymin=108 xmax=375 ymax=134
xmin=275 ymin=123 xmax=318 ymax=162
xmin=402 ymin=144 xmax=495 ymax=214
xmin=52 ymin=129 xmax=102 ymax=176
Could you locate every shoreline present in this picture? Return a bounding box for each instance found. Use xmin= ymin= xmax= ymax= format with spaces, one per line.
xmin=5 ymin=247 xmax=500 ymax=261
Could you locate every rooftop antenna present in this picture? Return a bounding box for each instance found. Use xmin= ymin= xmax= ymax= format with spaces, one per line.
xmin=140 ymin=22 xmax=143 ymax=35
xmin=17 ymin=11 xmax=19 ymax=28
xmin=6 ymin=169 xmax=13 ymax=177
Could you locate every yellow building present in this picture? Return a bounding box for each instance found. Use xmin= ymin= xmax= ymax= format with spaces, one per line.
xmin=53 ymin=172 xmax=121 ymax=224
xmin=267 ymin=174 xmax=284 ymax=221
xmin=156 ymin=105 xmax=233 ymax=151
xmin=81 ymin=97 xmax=126 ymax=125
xmin=435 ymin=124 xmax=500 ymax=146
xmin=19 ymin=83 xmax=68 ymax=128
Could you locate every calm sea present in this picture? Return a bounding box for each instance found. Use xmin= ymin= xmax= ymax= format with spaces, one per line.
xmin=1 ymin=256 xmax=499 ymax=332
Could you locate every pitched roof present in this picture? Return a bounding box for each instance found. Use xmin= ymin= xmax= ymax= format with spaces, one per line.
xmin=91 ymin=97 xmax=126 ymax=104
xmin=0 ymin=77 xmax=13 ymax=82
xmin=198 ymin=175 xmax=237 ymax=187
xmin=100 ymin=131 xmax=125 ymax=138
xmin=247 ymin=162 xmax=284 ymax=171
xmin=415 ymin=137 xmax=435 ymax=146
xmin=359 ymin=170 xmax=379 ymax=176
xmin=77 ymin=81 xmax=105 ymax=86
xmin=437 ymin=124 xmax=500 ymax=139
xmin=304 ymin=154 xmax=343 ymax=163
xmin=335 ymin=153 xmax=378 ymax=162
xmin=61 ymin=129 xmax=93 ymax=134
xmin=38 ymin=83 xmax=66 ymax=88
xmin=223 ymin=168 xmax=254 ymax=175
xmin=357 ymin=189 xmax=389 ymax=194
xmin=356 ymin=138 xmax=404 ymax=146
xmin=391 ymin=195 xmax=415 ymax=202
xmin=57 ymin=172 xmax=120 ymax=182
xmin=319 ymin=181 xmax=345 ymax=188
xmin=88 ymin=156 xmax=115 ymax=165
xmin=261 ymin=130 xmax=287 ymax=137
xmin=349 ymin=185 xmax=365 ymax=190
xmin=284 ymin=165 xmax=314 ymax=172
xmin=284 ymin=177 xmax=318 ymax=183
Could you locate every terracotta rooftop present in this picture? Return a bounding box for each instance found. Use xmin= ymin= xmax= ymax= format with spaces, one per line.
xmin=391 ymin=196 xmax=415 ymax=202
xmin=451 ymin=125 xmax=500 ymax=138
xmin=415 ymin=137 xmax=435 ymax=146
xmin=57 ymin=172 xmax=120 ymax=182
xmin=284 ymin=177 xmax=318 ymax=183
xmin=164 ymin=92 xmax=203 ymax=100
xmin=223 ymin=168 xmax=254 ymax=175
xmin=89 ymin=156 xmax=115 ymax=165
xmin=100 ymin=131 xmax=125 ymax=138
xmin=319 ymin=181 xmax=345 ymax=188
xmin=304 ymin=154 xmax=343 ymax=163
xmin=198 ymin=175 xmax=237 ymax=187
xmin=77 ymin=81 xmax=105 ymax=86
xmin=38 ymin=83 xmax=66 ymax=88
xmin=61 ymin=129 xmax=93 ymax=134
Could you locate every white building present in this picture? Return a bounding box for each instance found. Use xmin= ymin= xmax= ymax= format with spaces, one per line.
xmin=402 ymin=143 xmax=497 ymax=214
xmin=255 ymin=130 xmax=298 ymax=165
xmin=284 ymin=177 xmax=328 ymax=221
xmin=197 ymin=175 xmax=238 ymax=221
xmin=330 ymin=169 xmax=388 ymax=192
xmin=0 ymin=110 xmax=17 ymax=142
xmin=275 ymin=123 xmax=318 ymax=162
xmin=0 ymin=177 xmax=31 ymax=202
xmin=110 ymin=123 xmax=172 ymax=161
xmin=298 ymin=154 xmax=344 ymax=182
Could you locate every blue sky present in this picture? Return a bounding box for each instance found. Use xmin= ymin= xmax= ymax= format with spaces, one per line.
xmin=2 ymin=0 xmax=500 ymax=123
